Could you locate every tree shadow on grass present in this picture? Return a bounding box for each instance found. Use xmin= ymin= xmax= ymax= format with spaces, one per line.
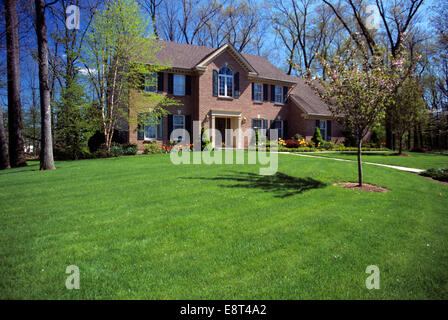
xmin=187 ymin=171 xmax=327 ymax=198
xmin=0 ymin=164 xmax=39 ymax=175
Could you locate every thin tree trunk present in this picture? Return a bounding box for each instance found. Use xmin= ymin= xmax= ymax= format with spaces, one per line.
xmin=35 ymin=0 xmax=55 ymax=170
xmin=398 ymin=135 xmax=403 ymax=155
xmin=407 ymin=130 xmax=411 ymax=150
xmin=0 ymin=103 xmax=10 ymax=170
xmin=413 ymin=126 xmax=419 ymax=148
xmin=4 ymin=0 xmax=27 ymax=168
xmin=357 ymin=139 xmax=363 ymax=187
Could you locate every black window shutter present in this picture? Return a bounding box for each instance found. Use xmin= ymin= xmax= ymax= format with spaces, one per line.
xmin=186 ymin=75 xmax=192 ymax=95
xmin=263 ymin=119 xmax=268 ymax=129
xmin=327 ymin=120 xmax=332 ymax=141
xmin=157 ymin=117 xmax=164 ymax=140
xmin=157 ymin=72 xmax=164 ymax=92
xmin=234 ymin=72 xmax=239 ymax=98
xmin=185 ymin=115 xmax=191 ymax=139
xmin=213 ymin=70 xmax=218 ymax=96
xmin=283 ymin=86 xmax=288 ymax=103
xmin=251 ymin=83 xmax=255 ymax=100
xmin=167 ymin=114 xmax=173 ymax=140
xmin=251 ymin=119 xmax=255 ymax=129
xmin=283 ymin=121 xmax=288 ymax=139
xmin=263 ymin=84 xmax=268 ymax=101
xmin=316 ymin=120 xmax=320 ymax=129
xmin=271 ymin=85 xmax=275 ymax=102
xmin=168 ymin=73 xmax=173 ymax=94
xmin=137 ymin=113 xmax=144 ymax=140
xmin=140 ymin=73 xmax=146 ymax=91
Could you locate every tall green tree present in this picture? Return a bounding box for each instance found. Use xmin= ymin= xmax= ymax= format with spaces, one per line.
xmin=34 ymin=0 xmax=56 ymax=170
xmin=4 ymin=0 xmax=27 ymax=167
xmin=82 ymin=0 xmax=177 ymax=152
xmin=390 ymin=78 xmax=427 ymax=154
xmin=0 ymin=103 xmax=10 ymax=170
xmin=55 ymin=73 xmax=100 ymax=159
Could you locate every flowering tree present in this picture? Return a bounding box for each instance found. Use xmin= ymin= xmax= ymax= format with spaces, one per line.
xmin=303 ymin=39 xmax=408 ymax=186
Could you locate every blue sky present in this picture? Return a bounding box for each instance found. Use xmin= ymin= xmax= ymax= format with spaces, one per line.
xmin=0 ymin=0 xmax=439 ymax=113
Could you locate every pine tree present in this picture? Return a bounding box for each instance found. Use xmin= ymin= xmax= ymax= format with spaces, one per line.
xmin=312 ymin=127 xmax=324 ymax=146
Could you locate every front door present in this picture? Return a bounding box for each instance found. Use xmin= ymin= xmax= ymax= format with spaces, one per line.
xmin=215 ymin=118 xmax=230 ymax=144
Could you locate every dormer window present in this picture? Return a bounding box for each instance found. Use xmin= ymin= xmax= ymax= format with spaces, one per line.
xmin=218 ymin=66 xmax=233 ymax=97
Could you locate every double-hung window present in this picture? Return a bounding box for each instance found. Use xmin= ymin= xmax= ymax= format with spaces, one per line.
xmin=144 ymin=73 xmax=157 ymax=93
xmin=143 ymin=117 xmax=163 ymax=140
xmin=252 ymin=119 xmax=263 ymax=130
xmin=253 ymin=83 xmax=262 ymax=102
xmin=318 ymin=120 xmax=327 ymax=141
xmin=172 ymin=115 xmax=185 ymax=141
xmin=219 ymin=67 xmax=233 ymax=97
xmin=173 ymin=74 xmax=185 ymax=96
xmin=271 ymin=120 xmax=284 ymax=139
xmin=274 ymin=85 xmax=283 ymax=104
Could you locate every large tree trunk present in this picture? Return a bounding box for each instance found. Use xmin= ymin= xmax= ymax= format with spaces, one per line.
xmin=35 ymin=0 xmax=55 ymax=170
xmin=4 ymin=0 xmax=27 ymax=168
xmin=0 ymin=103 xmax=10 ymax=170
xmin=357 ymin=139 xmax=363 ymax=187
xmin=398 ymin=134 xmax=403 ymax=155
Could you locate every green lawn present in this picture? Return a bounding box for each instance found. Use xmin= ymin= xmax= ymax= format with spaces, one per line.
xmin=298 ymin=151 xmax=448 ymax=170
xmin=0 ymin=152 xmax=447 ymax=299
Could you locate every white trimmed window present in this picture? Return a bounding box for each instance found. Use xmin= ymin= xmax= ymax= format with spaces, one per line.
xmin=173 ymin=115 xmax=185 ymax=141
xmin=173 ymin=74 xmax=185 ymax=96
xmin=144 ymin=119 xmax=163 ymax=140
xmin=219 ymin=67 xmax=233 ymax=97
xmin=252 ymin=119 xmax=263 ymax=129
xmin=253 ymin=83 xmax=262 ymax=102
xmin=272 ymin=120 xmax=284 ymax=139
xmin=145 ymin=73 xmax=157 ymax=93
xmin=274 ymin=85 xmax=283 ymax=103
xmin=318 ymin=120 xmax=327 ymax=141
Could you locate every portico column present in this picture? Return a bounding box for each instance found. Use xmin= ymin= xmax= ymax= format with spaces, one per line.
xmin=237 ymin=116 xmax=242 ymax=149
xmin=211 ymin=115 xmax=216 ymax=148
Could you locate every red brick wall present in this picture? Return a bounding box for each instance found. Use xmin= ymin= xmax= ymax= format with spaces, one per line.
xmin=129 ymin=48 xmax=345 ymax=150
xmin=197 ymin=50 xmax=291 ymax=147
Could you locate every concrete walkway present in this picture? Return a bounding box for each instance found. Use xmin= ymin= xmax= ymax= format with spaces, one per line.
xmin=279 ymin=152 xmax=425 ymax=173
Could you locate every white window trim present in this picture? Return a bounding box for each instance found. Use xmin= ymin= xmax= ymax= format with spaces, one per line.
xmin=173 ymin=74 xmax=185 ymax=96
xmin=273 ymin=120 xmax=284 ymax=139
xmin=144 ymin=121 xmax=163 ymax=141
xmin=274 ymin=85 xmax=283 ymax=104
xmin=172 ymin=115 xmax=185 ymax=141
xmin=144 ymin=73 xmax=157 ymax=93
xmin=319 ymin=120 xmax=327 ymax=141
xmin=218 ymin=69 xmax=233 ymax=98
xmin=252 ymin=119 xmax=263 ymax=129
xmin=253 ymin=83 xmax=262 ymax=102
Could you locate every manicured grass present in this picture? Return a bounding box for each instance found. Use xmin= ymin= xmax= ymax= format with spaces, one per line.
xmin=299 ymin=151 xmax=448 ymax=170
xmin=0 ymin=152 xmax=447 ymax=299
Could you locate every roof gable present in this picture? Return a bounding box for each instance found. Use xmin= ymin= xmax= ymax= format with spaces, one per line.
xmin=195 ymin=43 xmax=257 ymax=75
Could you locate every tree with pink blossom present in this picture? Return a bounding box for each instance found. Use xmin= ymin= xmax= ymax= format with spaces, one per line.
xmin=302 ymin=39 xmax=410 ymax=187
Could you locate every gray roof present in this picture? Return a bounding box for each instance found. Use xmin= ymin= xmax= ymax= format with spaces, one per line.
xmin=289 ymin=77 xmax=332 ymax=116
xmin=153 ymin=40 xmax=295 ymax=83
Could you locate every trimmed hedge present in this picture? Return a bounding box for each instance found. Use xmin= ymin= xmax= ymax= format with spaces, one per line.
xmin=420 ymin=168 xmax=448 ymax=182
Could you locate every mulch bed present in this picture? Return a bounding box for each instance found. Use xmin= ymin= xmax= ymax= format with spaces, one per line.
xmin=421 ymin=176 xmax=448 ymax=186
xmin=335 ymin=182 xmax=389 ymax=193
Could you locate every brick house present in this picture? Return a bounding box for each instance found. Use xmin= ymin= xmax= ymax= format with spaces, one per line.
xmin=127 ymin=40 xmax=344 ymax=150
